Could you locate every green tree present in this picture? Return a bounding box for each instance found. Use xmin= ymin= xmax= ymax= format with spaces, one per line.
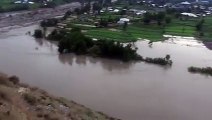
xmin=165 ymin=16 xmax=172 ymax=24
xmin=143 ymin=12 xmax=152 ymax=24
xmin=196 ymin=19 xmax=204 ymax=31
xmin=33 ymin=29 xmax=43 ymax=38
xmin=165 ymin=54 xmax=170 ymax=60
xmin=123 ymin=22 xmax=128 ymax=31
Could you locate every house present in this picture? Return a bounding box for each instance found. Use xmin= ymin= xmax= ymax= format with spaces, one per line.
xmin=171 ymin=1 xmax=192 ymax=12
xmin=181 ymin=12 xmax=198 ymax=17
xmin=117 ymin=18 xmax=130 ymax=24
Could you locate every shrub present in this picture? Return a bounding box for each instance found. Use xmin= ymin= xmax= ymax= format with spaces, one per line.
xmin=8 ymin=76 xmax=19 ymax=85
xmin=0 ymin=91 xmax=10 ymax=101
xmin=188 ymin=67 xmax=212 ymax=76
xmin=165 ymin=17 xmax=172 ymax=24
xmin=144 ymin=55 xmax=172 ymax=66
xmin=0 ymin=76 xmax=13 ymax=87
xmin=34 ymin=29 xmax=43 ymax=38
xmin=23 ymin=93 xmax=37 ymax=105
xmin=40 ymin=18 xmax=58 ymax=27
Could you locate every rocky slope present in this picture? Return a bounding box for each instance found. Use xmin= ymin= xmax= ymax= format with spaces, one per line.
xmin=0 ymin=74 xmax=119 ymax=120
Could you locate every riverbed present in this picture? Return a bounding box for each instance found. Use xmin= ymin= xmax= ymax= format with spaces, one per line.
xmin=0 ymin=25 xmax=212 ymax=120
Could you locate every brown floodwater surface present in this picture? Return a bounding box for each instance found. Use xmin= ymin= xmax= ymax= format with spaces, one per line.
xmin=0 ymin=25 xmax=212 ymax=120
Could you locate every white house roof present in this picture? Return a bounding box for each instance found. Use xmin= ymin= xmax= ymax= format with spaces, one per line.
xmin=136 ymin=10 xmax=146 ymax=15
xmin=120 ymin=18 xmax=130 ymax=22
xmin=181 ymin=12 xmax=198 ymax=17
xmin=113 ymin=9 xmax=119 ymax=12
xmin=14 ymin=1 xmax=22 ymax=4
xmin=181 ymin=1 xmax=191 ymax=5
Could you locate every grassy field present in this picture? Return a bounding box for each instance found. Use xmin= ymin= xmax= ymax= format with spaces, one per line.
xmin=84 ymin=24 xmax=164 ymax=42
xmin=0 ymin=0 xmax=14 ymax=8
xmin=72 ymin=19 xmax=199 ymax=42
xmin=0 ymin=0 xmax=41 ymax=12
xmin=201 ymin=16 xmax=212 ymax=41
xmin=66 ymin=12 xmax=210 ymax=42
xmin=165 ymin=19 xmax=197 ymax=37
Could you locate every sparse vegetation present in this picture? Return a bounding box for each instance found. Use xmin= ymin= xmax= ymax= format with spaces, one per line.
xmin=144 ymin=55 xmax=172 ymax=66
xmin=0 ymin=74 xmax=119 ymax=120
xmin=40 ymin=18 xmax=59 ymax=27
xmin=23 ymin=93 xmax=37 ymax=105
xmin=188 ymin=67 xmax=212 ymax=76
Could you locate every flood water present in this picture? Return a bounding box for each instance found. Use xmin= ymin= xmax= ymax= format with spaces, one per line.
xmin=0 ymin=25 xmax=212 ymax=120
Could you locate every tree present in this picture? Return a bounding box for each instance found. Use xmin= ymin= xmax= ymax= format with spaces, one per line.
xmin=0 ymin=6 xmax=3 ymax=12
xmin=40 ymin=18 xmax=58 ymax=27
xmin=81 ymin=3 xmax=91 ymax=13
xmin=101 ymin=0 xmax=112 ymax=7
xmin=156 ymin=12 xmax=166 ymax=26
xmin=143 ymin=12 xmax=152 ymax=24
xmin=165 ymin=54 xmax=170 ymax=60
xmin=99 ymin=18 xmax=108 ymax=27
xmin=33 ymin=29 xmax=43 ymax=38
xmin=165 ymin=16 xmax=172 ymax=24
xmin=196 ymin=19 xmax=204 ymax=31
xmin=157 ymin=12 xmax=166 ymax=21
xmin=120 ymin=9 xmax=127 ymax=15
xmin=123 ymin=21 xmax=128 ymax=31
xmin=57 ymin=27 xmax=139 ymax=61
xmin=93 ymin=2 xmax=101 ymax=14
xmin=74 ymin=8 xmax=81 ymax=15
xmin=63 ymin=10 xmax=72 ymax=20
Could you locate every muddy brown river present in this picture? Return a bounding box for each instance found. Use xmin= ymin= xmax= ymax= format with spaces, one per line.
xmin=0 ymin=25 xmax=212 ymax=120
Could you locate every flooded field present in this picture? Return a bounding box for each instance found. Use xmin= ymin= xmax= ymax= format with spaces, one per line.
xmin=0 ymin=25 xmax=212 ymax=120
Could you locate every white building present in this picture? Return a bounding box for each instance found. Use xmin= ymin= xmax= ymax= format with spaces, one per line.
xmin=117 ymin=18 xmax=130 ymax=24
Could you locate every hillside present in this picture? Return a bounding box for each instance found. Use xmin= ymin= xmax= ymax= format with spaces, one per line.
xmin=0 ymin=74 xmax=119 ymax=120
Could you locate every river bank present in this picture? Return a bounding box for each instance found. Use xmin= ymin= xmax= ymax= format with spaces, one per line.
xmin=0 ymin=73 xmax=119 ymax=120
xmin=0 ymin=2 xmax=81 ymax=32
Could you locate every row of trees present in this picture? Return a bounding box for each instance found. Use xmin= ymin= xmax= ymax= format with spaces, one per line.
xmin=33 ymin=26 xmax=175 ymax=64
xmin=57 ymin=28 xmax=140 ymax=61
xmin=45 ymin=27 xmax=174 ymax=64
xmin=0 ymin=4 xmax=29 ymax=13
xmin=143 ymin=12 xmax=172 ymax=25
xmin=188 ymin=67 xmax=212 ymax=76
xmin=144 ymin=55 xmax=172 ymax=66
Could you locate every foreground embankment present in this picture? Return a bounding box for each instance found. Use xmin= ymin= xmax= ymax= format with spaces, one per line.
xmin=0 ymin=74 xmax=119 ymax=120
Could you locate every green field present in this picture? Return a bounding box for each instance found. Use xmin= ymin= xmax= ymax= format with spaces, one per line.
xmin=76 ymin=15 xmax=212 ymax=42
xmin=0 ymin=0 xmax=40 ymax=12
xmin=201 ymin=16 xmax=212 ymax=41
xmin=83 ymin=24 xmax=164 ymax=42
xmin=0 ymin=0 xmax=13 ymax=8
xmin=68 ymin=19 xmax=200 ymax=42
xmin=165 ymin=19 xmax=197 ymax=36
